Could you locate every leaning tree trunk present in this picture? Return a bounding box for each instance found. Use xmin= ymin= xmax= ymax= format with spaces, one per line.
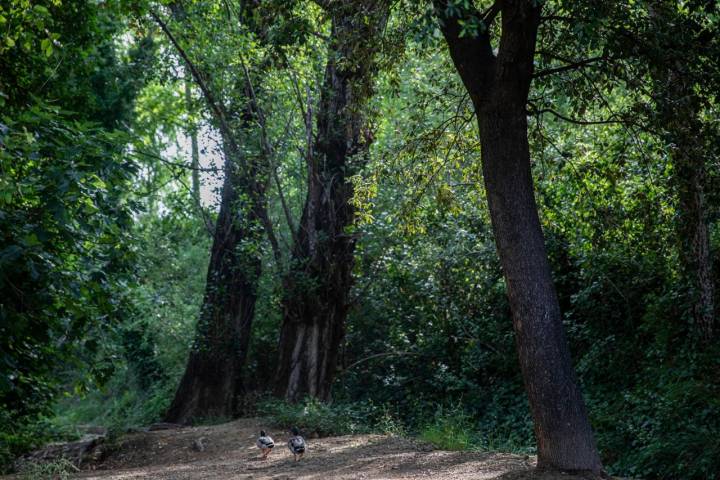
xmin=434 ymin=0 xmax=602 ymax=473
xmin=274 ymin=1 xmax=386 ymax=402
xmin=165 ymin=148 xmax=265 ymax=423
xmin=479 ymin=101 xmax=602 ymax=472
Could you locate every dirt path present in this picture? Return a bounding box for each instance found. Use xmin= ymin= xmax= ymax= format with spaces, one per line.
xmin=7 ymin=417 xmax=613 ymax=480
xmin=70 ymin=418 xmax=544 ymax=480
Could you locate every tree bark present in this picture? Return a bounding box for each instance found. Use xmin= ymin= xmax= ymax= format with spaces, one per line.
xmin=434 ymin=0 xmax=602 ymax=473
xmin=675 ymin=146 xmax=715 ymax=341
xmin=274 ymin=1 xmax=386 ymax=402
xmin=479 ymin=103 xmax=602 ymax=473
xmin=653 ymin=67 xmax=715 ymax=341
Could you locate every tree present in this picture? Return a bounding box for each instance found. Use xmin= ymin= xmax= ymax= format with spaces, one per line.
xmin=562 ymin=0 xmax=720 ymax=342
xmin=153 ymin=4 xmax=271 ymax=423
xmin=432 ymin=0 xmax=602 ymax=473
xmin=274 ymin=0 xmax=388 ymax=402
xmin=630 ymin=1 xmax=718 ymax=342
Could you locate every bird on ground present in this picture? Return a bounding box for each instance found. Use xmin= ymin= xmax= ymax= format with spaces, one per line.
xmin=256 ymin=430 xmax=275 ymax=460
xmin=287 ymin=427 xmax=306 ymax=461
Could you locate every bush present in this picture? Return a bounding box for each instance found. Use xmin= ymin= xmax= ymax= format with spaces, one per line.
xmin=54 ymin=372 xmax=176 ymax=438
xmin=420 ymin=405 xmax=473 ymax=450
xmin=257 ymin=397 xmax=404 ymax=437
xmin=0 ymin=409 xmax=81 ymax=474
xmin=591 ymin=350 xmax=720 ymax=480
xmin=418 ymin=402 xmax=534 ymax=453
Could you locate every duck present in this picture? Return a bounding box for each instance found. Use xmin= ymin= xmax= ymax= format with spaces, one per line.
xmin=256 ymin=430 xmax=275 ymax=460
xmin=287 ymin=427 xmax=306 ymax=461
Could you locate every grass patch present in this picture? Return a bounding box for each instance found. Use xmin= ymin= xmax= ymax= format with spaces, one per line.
xmin=16 ymin=458 xmax=77 ymax=480
xmin=419 ymin=404 xmax=534 ymax=454
xmin=419 ymin=405 xmax=473 ymax=450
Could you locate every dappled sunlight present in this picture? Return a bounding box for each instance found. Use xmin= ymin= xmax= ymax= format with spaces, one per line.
xmin=69 ymin=419 xmax=532 ymax=480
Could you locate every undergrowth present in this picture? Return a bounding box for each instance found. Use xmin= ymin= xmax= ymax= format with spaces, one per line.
xmin=257 ymin=397 xmax=404 ymax=437
xmin=257 ymin=397 xmax=532 ymax=455
xmin=16 ymin=458 xmax=77 ymax=480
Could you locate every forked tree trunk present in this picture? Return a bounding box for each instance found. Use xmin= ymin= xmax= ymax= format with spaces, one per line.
xmin=274 ymin=143 xmax=356 ymax=400
xmin=274 ymin=1 xmax=386 ymax=402
xmin=434 ymin=0 xmax=602 ymax=473
xmin=165 ymin=148 xmax=265 ymax=423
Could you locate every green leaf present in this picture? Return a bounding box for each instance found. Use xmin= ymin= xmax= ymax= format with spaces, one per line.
xmin=41 ymin=39 xmax=54 ymax=57
xmin=23 ymin=233 xmax=41 ymax=247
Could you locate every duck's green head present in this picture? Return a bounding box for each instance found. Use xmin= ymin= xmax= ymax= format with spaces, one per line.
xmin=291 ymin=427 xmax=300 ymax=436
xmin=260 ymin=430 xmax=266 ymax=436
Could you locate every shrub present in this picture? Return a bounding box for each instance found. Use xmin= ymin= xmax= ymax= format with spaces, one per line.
xmin=420 ymin=405 xmax=473 ymax=450
xmin=257 ymin=397 xmax=402 ymax=437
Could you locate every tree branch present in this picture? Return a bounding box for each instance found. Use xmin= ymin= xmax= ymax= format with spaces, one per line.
xmin=256 ymin=200 xmax=283 ymax=266
xmin=237 ymin=50 xmax=299 ymax=251
xmin=528 ymin=106 xmax=626 ymax=126
xmin=432 ymin=0 xmax=496 ymax=101
xmin=339 ymin=351 xmax=423 ymax=374
xmin=150 ymin=10 xmax=242 ymax=161
xmin=533 ymin=56 xmax=606 ymax=79
xmin=175 ymin=173 xmax=216 ymax=236
xmin=481 ymin=1 xmax=501 ymax=27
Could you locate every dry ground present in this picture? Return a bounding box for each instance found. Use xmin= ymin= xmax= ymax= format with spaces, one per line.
xmin=15 ymin=418 xmax=615 ymax=480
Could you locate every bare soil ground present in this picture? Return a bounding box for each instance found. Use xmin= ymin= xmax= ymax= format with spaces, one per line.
xmin=14 ymin=418 xmax=617 ymax=480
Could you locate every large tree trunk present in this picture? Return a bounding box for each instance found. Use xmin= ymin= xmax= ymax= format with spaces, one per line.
xmin=274 ymin=1 xmax=386 ymax=402
xmin=156 ymin=2 xmax=271 ymax=423
xmin=656 ymin=70 xmax=715 ymax=341
xmin=165 ymin=149 xmax=265 ymax=423
xmin=479 ymin=102 xmax=602 ymax=472
xmin=273 ymin=133 xmax=356 ymax=401
xmin=434 ymin=0 xmax=602 ymax=473
xmin=675 ymin=148 xmax=715 ymax=341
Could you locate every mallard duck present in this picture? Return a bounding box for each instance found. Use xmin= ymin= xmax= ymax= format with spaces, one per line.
xmin=256 ymin=430 xmax=275 ymax=459
xmin=287 ymin=427 xmax=306 ymax=461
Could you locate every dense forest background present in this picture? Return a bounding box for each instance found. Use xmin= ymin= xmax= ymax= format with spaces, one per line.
xmin=1 ymin=0 xmax=719 ymax=478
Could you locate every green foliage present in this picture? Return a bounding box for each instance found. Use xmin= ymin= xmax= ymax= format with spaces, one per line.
xmin=52 ymin=211 xmax=211 ymax=437
xmin=0 ymin=2 xmax=153 ymax=471
xmin=1 ymin=1 xmax=719 ymax=479
xmin=0 ymin=104 xmax=140 ymax=470
xmin=258 ymin=397 xmax=406 ymax=437
xmin=419 ymin=405 xmax=473 ymax=451
xmin=16 ymin=458 xmax=77 ymax=480
xmin=590 ymin=349 xmax=720 ymax=479
xmin=55 ymin=372 xmax=177 ymax=438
